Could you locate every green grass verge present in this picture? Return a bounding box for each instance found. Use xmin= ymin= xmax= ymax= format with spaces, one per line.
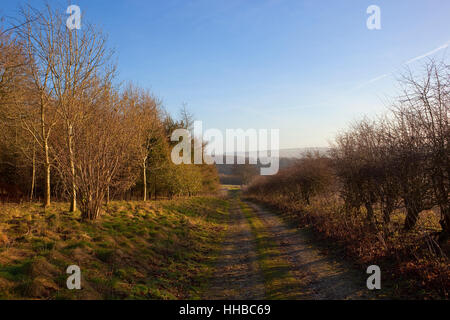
xmin=0 ymin=197 xmax=229 ymax=300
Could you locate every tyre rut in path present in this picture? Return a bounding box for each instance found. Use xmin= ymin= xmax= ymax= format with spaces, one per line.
xmin=205 ymin=201 xmax=265 ymax=299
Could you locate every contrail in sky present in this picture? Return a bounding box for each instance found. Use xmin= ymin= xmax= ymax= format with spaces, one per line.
xmin=260 ymin=41 xmax=450 ymax=114
xmin=405 ymin=42 xmax=449 ymax=65
xmin=353 ymin=73 xmax=389 ymax=90
xmin=354 ymin=40 xmax=450 ymax=91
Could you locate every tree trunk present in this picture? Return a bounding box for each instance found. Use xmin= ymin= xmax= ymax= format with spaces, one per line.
xmin=382 ymin=200 xmax=394 ymax=224
xmin=69 ymin=174 xmax=76 ymax=211
xmin=154 ymin=175 xmax=157 ymax=200
xmin=106 ymin=186 xmax=110 ymax=205
xmin=81 ymin=197 xmax=101 ymax=221
xmin=68 ymin=125 xmax=77 ymax=212
xmin=404 ymin=206 xmax=420 ymax=231
xmin=30 ymin=145 xmax=36 ymax=202
xmin=439 ymin=206 xmax=449 ymax=242
xmin=143 ymin=161 xmax=147 ymax=201
xmin=382 ymin=207 xmax=391 ymax=224
xmin=41 ymin=98 xmax=51 ymax=208
xmin=43 ymin=140 xmax=51 ymax=207
xmin=365 ymin=202 xmax=374 ymax=222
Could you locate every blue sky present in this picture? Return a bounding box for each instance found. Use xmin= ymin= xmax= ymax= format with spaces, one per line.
xmin=2 ymin=0 xmax=449 ymax=148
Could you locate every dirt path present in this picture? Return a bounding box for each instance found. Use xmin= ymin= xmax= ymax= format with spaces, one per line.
xmin=246 ymin=202 xmax=373 ymax=300
xmin=206 ymin=196 xmax=374 ymax=300
xmin=205 ymin=201 xmax=265 ymax=299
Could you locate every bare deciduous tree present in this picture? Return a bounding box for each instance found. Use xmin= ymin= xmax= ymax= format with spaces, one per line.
xmin=58 ymin=79 xmax=137 ymax=220
xmin=395 ymin=60 xmax=449 ymax=239
xmin=16 ymin=5 xmax=114 ymax=212
xmin=122 ymin=85 xmax=162 ymax=201
xmin=3 ymin=19 xmax=57 ymax=207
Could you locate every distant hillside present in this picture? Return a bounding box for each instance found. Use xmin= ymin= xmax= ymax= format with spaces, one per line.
xmin=276 ymin=147 xmax=330 ymax=158
xmin=215 ymin=147 xmax=330 ymax=183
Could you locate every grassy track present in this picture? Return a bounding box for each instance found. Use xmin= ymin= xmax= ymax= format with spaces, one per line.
xmin=240 ymin=201 xmax=308 ymax=299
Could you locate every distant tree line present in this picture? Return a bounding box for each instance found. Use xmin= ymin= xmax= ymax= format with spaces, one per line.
xmin=217 ymin=157 xmax=297 ymax=186
xmin=247 ymin=60 xmax=449 ymax=242
xmin=0 ymin=4 xmax=219 ymax=219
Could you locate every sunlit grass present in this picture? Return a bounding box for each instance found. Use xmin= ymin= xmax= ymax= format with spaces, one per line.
xmin=0 ymin=197 xmax=229 ymax=299
xmin=240 ymin=201 xmax=307 ymax=299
